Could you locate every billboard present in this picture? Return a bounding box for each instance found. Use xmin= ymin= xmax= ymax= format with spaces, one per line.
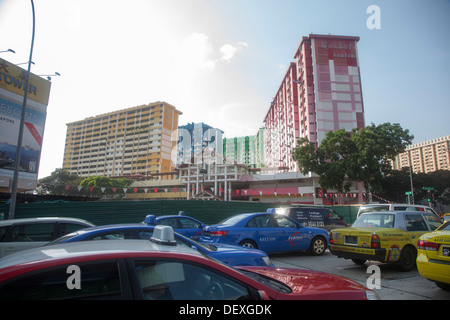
xmin=0 ymin=58 xmax=51 ymax=192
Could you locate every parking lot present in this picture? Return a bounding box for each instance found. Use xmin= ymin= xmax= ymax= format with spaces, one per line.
xmin=270 ymin=249 xmax=450 ymax=300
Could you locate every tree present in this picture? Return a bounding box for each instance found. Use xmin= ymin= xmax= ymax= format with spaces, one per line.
xmin=351 ymin=123 xmax=413 ymax=192
xmin=293 ymin=130 xmax=357 ymax=192
xmin=36 ymin=168 xmax=83 ymax=195
xmin=79 ymin=175 xmax=133 ymax=197
xmin=292 ymin=122 xmax=414 ymax=195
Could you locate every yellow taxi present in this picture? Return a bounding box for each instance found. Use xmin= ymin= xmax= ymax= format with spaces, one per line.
xmin=329 ymin=211 xmax=442 ymax=271
xmin=417 ymin=221 xmax=450 ymax=290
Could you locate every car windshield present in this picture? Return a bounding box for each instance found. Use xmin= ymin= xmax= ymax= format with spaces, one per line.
xmin=352 ymin=213 xmax=395 ymax=228
xmin=238 ymin=269 xmax=292 ymax=294
xmin=218 ymin=214 xmax=251 ymax=226
xmin=438 ymin=221 xmax=450 ymax=231
xmin=359 ymin=205 xmax=389 ymax=215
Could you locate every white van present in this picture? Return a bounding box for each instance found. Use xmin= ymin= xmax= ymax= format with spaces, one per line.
xmin=357 ymin=204 xmax=440 ymax=220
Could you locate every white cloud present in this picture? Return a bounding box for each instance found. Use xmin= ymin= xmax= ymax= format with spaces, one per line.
xmin=181 ymin=32 xmax=216 ymax=71
xmin=220 ymin=42 xmax=248 ymax=62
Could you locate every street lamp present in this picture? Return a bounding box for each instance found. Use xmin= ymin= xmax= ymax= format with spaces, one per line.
xmin=0 ymin=48 xmax=15 ymax=54
xmin=39 ymin=72 xmax=61 ymax=81
xmin=8 ymin=0 xmax=35 ymax=220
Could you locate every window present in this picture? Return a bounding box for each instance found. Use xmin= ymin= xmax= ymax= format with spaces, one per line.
xmin=158 ymin=218 xmax=179 ymax=229
xmin=247 ymin=215 xmax=274 ymax=228
xmin=179 ymin=218 xmax=201 ymax=229
xmin=423 ymin=214 xmax=442 ymax=231
xmin=274 ymin=215 xmax=297 ymax=228
xmin=59 ymin=223 xmax=90 ymax=236
xmin=353 ymin=214 xmax=395 ymax=228
xmin=405 ymin=214 xmax=428 ymax=231
xmin=4 ymin=223 xmax=55 ymax=242
xmin=0 ymin=262 xmax=122 ymax=300
xmin=134 ymin=260 xmax=252 ymax=300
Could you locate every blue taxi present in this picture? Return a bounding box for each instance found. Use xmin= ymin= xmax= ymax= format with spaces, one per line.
xmin=144 ymin=212 xmax=205 ymax=240
xmin=49 ymin=224 xmax=273 ymax=267
xmin=200 ymin=212 xmax=329 ymax=255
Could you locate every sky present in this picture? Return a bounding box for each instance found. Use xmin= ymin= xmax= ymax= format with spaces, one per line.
xmin=0 ymin=0 xmax=449 ymax=179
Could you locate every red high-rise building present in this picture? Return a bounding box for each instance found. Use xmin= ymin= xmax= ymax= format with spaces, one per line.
xmin=264 ymin=34 xmax=365 ymax=171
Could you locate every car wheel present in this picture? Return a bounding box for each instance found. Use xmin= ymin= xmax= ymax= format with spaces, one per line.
xmin=435 ymin=281 xmax=450 ymax=291
xmin=398 ymin=246 xmax=416 ymax=272
xmin=351 ymin=259 xmax=367 ymax=265
xmin=309 ymin=237 xmax=326 ymax=256
xmin=239 ymin=240 xmax=258 ymax=249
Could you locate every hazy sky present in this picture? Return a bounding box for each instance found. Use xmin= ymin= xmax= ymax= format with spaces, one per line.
xmin=1 ymin=0 xmax=449 ymax=179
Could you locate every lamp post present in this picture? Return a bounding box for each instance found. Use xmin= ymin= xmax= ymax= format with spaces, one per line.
xmin=8 ymin=0 xmax=35 ymax=220
xmin=0 ymin=49 xmax=16 ymax=54
xmin=38 ymin=72 xmax=61 ymax=81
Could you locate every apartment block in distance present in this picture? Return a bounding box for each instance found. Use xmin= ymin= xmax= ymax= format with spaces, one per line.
xmin=264 ymin=34 xmax=365 ymax=171
xmin=63 ymin=102 xmax=182 ymax=177
xmin=176 ymin=122 xmax=224 ymax=166
xmin=392 ymin=135 xmax=450 ymax=173
xmin=223 ymin=128 xmax=265 ymax=169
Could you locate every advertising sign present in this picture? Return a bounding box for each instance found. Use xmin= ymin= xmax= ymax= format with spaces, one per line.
xmin=0 ymin=58 xmax=51 ymax=192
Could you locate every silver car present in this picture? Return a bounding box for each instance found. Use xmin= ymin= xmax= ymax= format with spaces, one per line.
xmin=0 ymin=217 xmax=94 ymax=257
xmin=357 ymin=204 xmax=440 ymax=219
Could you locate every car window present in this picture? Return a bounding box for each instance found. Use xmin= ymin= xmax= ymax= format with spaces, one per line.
xmin=0 ymin=261 xmax=122 ymax=300
xmin=4 ymin=223 xmax=55 ymax=242
xmin=359 ymin=206 xmax=389 ymax=214
xmin=423 ymin=214 xmax=442 ymax=231
xmin=353 ymin=214 xmax=395 ymax=228
xmin=247 ymin=215 xmax=274 ymax=228
xmin=273 ymin=215 xmax=297 ymax=228
xmin=0 ymin=226 xmax=9 ymax=241
xmin=328 ymin=210 xmax=341 ymax=219
xmin=134 ymin=260 xmax=252 ymax=300
xmin=438 ymin=221 xmax=450 ymax=231
xmin=393 ymin=206 xmax=414 ymax=211
xmin=88 ymin=230 xmax=137 ymax=241
xmin=405 ymin=214 xmax=428 ymax=231
xmin=179 ymin=218 xmax=201 ymax=229
xmin=59 ymin=223 xmax=90 ymax=235
xmin=158 ymin=218 xmax=179 ymax=229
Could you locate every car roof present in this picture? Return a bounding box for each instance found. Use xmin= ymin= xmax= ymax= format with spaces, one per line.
xmin=359 ymin=210 xmax=434 ymax=216
xmin=72 ymin=223 xmax=149 ymax=234
xmin=0 ymin=217 xmax=94 ymax=227
xmin=0 ymin=238 xmax=203 ymax=270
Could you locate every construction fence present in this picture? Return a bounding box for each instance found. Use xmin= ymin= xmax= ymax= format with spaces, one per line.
xmin=0 ymin=200 xmax=360 ymax=226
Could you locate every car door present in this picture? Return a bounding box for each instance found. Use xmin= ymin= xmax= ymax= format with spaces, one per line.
xmin=245 ymin=214 xmax=283 ymax=252
xmin=177 ymin=217 xmax=204 ymax=241
xmin=272 ymin=214 xmax=310 ymax=252
xmin=404 ymin=214 xmax=431 ymax=244
xmin=0 ymin=222 xmax=56 ymax=257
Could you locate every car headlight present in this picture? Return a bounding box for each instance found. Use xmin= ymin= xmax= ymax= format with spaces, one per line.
xmin=365 ymin=290 xmax=381 ymax=300
xmin=262 ymin=256 xmax=272 ymax=266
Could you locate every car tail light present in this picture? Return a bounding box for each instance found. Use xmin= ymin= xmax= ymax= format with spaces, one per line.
xmin=417 ymin=240 xmax=440 ymax=251
xmin=371 ymin=233 xmax=381 ymax=249
xmin=209 ymin=230 xmax=228 ymax=237
xmin=329 ymin=231 xmax=333 ymax=244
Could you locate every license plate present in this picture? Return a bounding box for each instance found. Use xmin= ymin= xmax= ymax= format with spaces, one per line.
xmin=443 ymin=247 xmax=450 ymax=257
xmin=344 ymin=235 xmax=358 ymax=245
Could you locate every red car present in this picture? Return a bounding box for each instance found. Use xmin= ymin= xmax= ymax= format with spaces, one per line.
xmin=0 ymin=226 xmax=378 ymax=300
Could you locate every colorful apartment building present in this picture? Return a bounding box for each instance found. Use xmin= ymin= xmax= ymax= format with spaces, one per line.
xmin=223 ymin=128 xmax=265 ymax=169
xmin=264 ymin=34 xmax=365 ymax=171
xmin=176 ymin=122 xmax=224 ymax=166
xmin=63 ymin=101 xmax=182 ymax=177
xmin=392 ymin=135 xmax=450 ymax=173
